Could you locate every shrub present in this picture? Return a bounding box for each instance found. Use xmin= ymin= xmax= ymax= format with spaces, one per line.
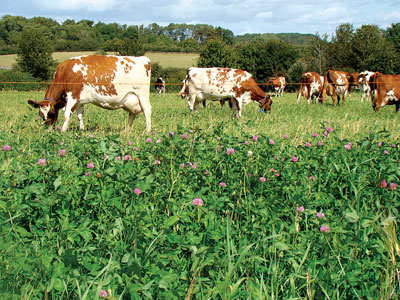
xmin=0 ymin=69 xmax=45 ymax=91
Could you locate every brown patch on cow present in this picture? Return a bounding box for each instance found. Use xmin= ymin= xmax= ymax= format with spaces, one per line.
xmin=144 ymin=62 xmax=152 ymax=77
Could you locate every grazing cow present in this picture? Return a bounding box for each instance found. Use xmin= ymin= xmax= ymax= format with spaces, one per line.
xmin=358 ymin=71 xmax=375 ymax=102
xmin=178 ymin=78 xmax=230 ymax=108
xmin=177 ymin=67 xmax=272 ymax=115
xmin=267 ymin=76 xmax=286 ymax=97
xmin=321 ymin=70 xmax=350 ymax=106
xmin=369 ymin=72 xmax=400 ymax=113
xmin=155 ymin=77 xmax=166 ymax=96
xmin=296 ymin=72 xmax=324 ymax=104
xmin=346 ymin=72 xmax=359 ymax=97
xmin=28 ymin=55 xmax=152 ymax=132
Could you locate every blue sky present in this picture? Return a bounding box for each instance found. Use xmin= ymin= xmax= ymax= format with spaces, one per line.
xmin=2 ymin=0 xmax=399 ymax=35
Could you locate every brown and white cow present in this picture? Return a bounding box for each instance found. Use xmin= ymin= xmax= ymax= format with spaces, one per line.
xmin=177 ymin=67 xmax=272 ymax=116
xmin=155 ymin=77 xmax=166 ymax=96
xmin=267 ymin=76 xmax=286 ymax=97
xmin=28 ymin=55 xmax=152 ymax=132
xmin=321 ymin=70 xmax=350 ymax=106
xmin=296 ymin=72 xmax=324 ymax=104
xmin=358 ymin=71 xmax=375 ymax=102
xmin=369 ymin=72 xmax=400 ymax=113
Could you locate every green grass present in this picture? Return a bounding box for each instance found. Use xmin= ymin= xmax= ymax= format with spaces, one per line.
xmin=0 ymin=52 xmax=198 ymax=70
xmin=0 ymin=90 xmax=399 ymax=300
xmin=3 ymin=90 xmax=399 ymax=143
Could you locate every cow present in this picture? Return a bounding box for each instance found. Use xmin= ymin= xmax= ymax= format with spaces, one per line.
xmin=321 ymin=70 xmax=350 ymax=106
xmin=177 ymin=67 xmax=272 ymax=116
xmin=28 ymin=55 xmax=152 ymax=132
xmin=369 ymin=72 xmax=400 ymax=113
xmin=296 ymin=72 xmax=324 ymax=104
xmin=358 ymin=71 xmax=375 ymax=102
xmin=267 ymin=76 xmax=286 ymax=97
xmin=155 ymin=77 xmax=166 ymax=96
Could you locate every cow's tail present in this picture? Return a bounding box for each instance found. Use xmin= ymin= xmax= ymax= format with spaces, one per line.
xmin=370 ymin=72 xmax=380 ymax=110
xmin=321 ymin=74 xmax=329 ymax=103
xmin=177 ymin=75 xmax=189 ymax=97
xmin=296 ymin=77 xmax=305 ymax=103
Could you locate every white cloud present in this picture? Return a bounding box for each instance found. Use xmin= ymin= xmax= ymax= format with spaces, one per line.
xmin=3 ymin=0 xmax=397 ymax=35
xmin=255 ymin=11 xmax=273 ymax=19
xmin=34 ymin=0 xmax=120 ymax=12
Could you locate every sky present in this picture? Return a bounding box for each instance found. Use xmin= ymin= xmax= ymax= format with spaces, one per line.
xmin=2 ymin=0 xmax=400 ymax=36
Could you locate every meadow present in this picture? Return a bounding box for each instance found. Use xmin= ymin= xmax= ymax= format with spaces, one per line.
xmin=0 ymin=52 xmax=199 ymax=70
xmin=0 ymin=90 xmax=399 ymax=299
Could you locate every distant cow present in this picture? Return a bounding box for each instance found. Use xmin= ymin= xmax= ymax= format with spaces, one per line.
xmin=28 ymin=55 xmax=152 ymax=131
xmin=267 ymin=76 xmax=286 ymax=97
xmin=358 ymin=71 xmax=375 ymax=102
xmin=296 ymin=72 xmax=324 ymax=104
xmin=369 ymin=72 xmax=400 ymax=113
xmin=177 ymin=67 xmax=272 ymax=116
xmin=155 ymin=77 xmax=166 ymax=96
xmin=321 ymin=70 xmax=350 ymax=106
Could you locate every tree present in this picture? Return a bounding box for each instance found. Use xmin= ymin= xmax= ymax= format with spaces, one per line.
xmin=307 ymin=33 xmax=329 ymax=74
xmin=236 ymin=39 xmax=299 ymax=83
xmin=115 ymin=38 xmax=145 ymax=56
xmin=385 ymin=23 xmax=400 ymax=54
xmin=351 ymin=25 xmax=396 ymax=72
xmin=16 ymin=25 xmax=55 ymax=80
xmin=329 ymin=23 xmax=356 ymax=70
xmin=197 ymin=39 xmax=237 ymax=68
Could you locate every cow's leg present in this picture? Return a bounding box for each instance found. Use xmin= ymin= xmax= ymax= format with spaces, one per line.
xmin=134 ymin=91 xmax=152 ymax=132
xmin=127 ymin=112 xmax=136 ymax=127
xmin=296 ymin=88 xmax=302 ymax=103
xmin=76 ymin=104 xmax=85 ymax=130
xmin=61 ymin=95 xmax=78 ymax=131
xmin=193 ymin=101 xmax=200 ymax=112
xmin=307 ymin=87 xmax=312 ymax=104
xmin=187 ymin=94 xmax=196 ymax=112
xmin=232 ymin=99 xmax=242 ymax=117
xmin=395 ymin=102 xmax=399 ymax=114
xmin=331 ymin=90 xmax=337 ymax=107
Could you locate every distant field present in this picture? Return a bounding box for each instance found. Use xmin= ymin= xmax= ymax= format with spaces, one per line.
xmin=0 ymin=51 xmax=199 ymax=70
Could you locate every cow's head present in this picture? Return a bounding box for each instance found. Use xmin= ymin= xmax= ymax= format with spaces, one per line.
xmin=28 ymin=99 xmax=66 ymax=126
xmin=259 ymin=94 xmax=273 ymax=112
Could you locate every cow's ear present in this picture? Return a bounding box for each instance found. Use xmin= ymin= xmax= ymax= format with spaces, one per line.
xmin=55 ymin=102 xmax=66 ymax=110
xmin=28 ymin=100 xmax=39 ymax=108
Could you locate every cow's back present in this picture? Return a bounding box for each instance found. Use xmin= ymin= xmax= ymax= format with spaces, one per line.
xmin=186 ymin=67 xmax=254 ymax=99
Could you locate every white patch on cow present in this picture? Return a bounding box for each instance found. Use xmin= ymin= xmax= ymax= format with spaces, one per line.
xmin=72 ymin=63 xmax=88 ymax=76
xmin=39 ymin=104 xmax=51 ymax=120
xmin=383 ymin=89 xmax=399 ymax=106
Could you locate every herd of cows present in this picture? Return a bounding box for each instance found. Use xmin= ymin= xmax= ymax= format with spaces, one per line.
xmin=27 ymin=54 xmax=399 ymax=132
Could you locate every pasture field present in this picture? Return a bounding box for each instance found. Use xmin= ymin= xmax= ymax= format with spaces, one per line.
xmin=0 ymin=90 xmax=399 ymax=299
xmin=0 ymin=52 xmax=199 ymax=70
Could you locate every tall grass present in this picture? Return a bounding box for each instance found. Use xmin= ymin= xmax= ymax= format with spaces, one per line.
xmin=0 ymin=90 xmax=399 ymax=300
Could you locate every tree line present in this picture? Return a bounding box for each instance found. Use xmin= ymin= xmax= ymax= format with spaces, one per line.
xmin=0 ymin=15 xmax=399 ymax=92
